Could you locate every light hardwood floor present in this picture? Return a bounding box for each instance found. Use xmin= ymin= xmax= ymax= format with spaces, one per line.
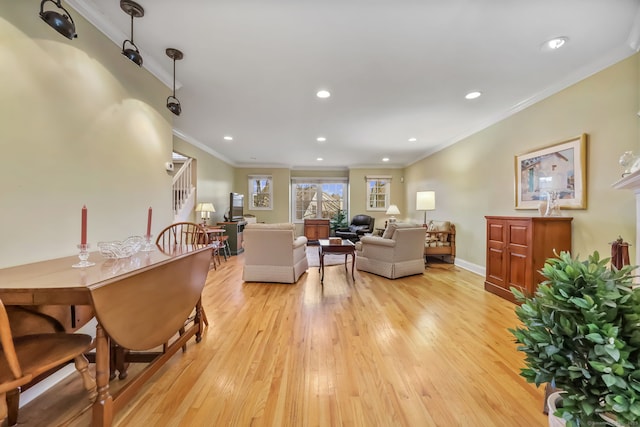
xmin=16 ymin=255 xmax=546 ymax=426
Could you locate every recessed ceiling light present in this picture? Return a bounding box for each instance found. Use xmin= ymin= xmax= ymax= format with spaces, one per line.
xmin=316 ymin=90 xmax=331 ymax=99
xmin=316 ymin=137 xmax=326 ymax=142
xmin=317 ymin=157 xmax=323 ymax=161
xmin=382 ymin=157 xmax=390 ymax=162
xmin=541 ymin=36 xmax=569 ymax=51
xmin=465 ymin=91 xmax=482 ymax=100
xmin=408 ymin=137 xmax=417 ymax=142
xmin=223 ymin=136 xmax=233 ymax=141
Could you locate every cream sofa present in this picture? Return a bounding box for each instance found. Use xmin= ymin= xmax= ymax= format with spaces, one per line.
xmin=242 ymin=223 xmax=309 ymax=283
xmin=355 ymin=223 xmax=426 ymax=279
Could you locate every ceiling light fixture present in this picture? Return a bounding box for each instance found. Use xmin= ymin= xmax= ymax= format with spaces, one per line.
xmin=317 ymin=157 xmax=323 ymax=161
xmin=120 ymin=0 xmax=144 ymax=67
xmin=39 ymin=0 xmax=77 ymax=40
xmin=408 ymin=137 xmax=417 ymax=142
xmin=223 ymin=136 xmax=233 ymax=141
xmin=316 ymin=90 xmax=331 ymax=99
xmin=382 ymin=157 xmax=390 ymax=162
xmin=316 ymin=137 xmax=326 ymax=142
xmin=465 ymin=91 xmax=482 ymax=100
xmin=541 ymin=36 xmax=569 ymax=52
xmin=165 ymin=48 xmax=183 ymax=116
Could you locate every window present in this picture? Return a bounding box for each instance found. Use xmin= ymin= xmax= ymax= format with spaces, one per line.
xmin=248 ymin=175 xmax=272 ymax=210
xmin=366 ymin=176 xmax=391 ymax=211
xmin=291 ymin=178 xmax=348 ymax=222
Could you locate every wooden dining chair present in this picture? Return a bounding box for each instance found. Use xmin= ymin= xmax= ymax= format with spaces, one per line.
xmin=155 ymin=222 xmax=211 ymax=335
xmin=156 ymin=222 xmax=221 ymax=269
xmin=0 ymin=298 xmax=96 ymax=426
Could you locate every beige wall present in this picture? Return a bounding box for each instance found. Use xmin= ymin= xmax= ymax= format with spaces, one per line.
xmin=0 ymin=2 xmax=177 ymax=268
xmin=234 ymin=168 xmax=291 ymax=224
xmin=405 ymin=54 xmax=640 ymax=269
xmin=173 ymin=137 xmax=235 ymax=225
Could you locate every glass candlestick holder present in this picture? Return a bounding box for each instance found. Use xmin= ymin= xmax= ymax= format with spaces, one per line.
xmin=140 ymin=234 xmax=155 ymax=252
xmin=72 ymin=243 xmax=96 ymax=268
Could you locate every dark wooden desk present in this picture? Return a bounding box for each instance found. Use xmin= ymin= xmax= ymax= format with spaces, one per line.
xmin=318 ymin=239 xmax=356 ymax=284
xmin=0 ymin=245 xmax=212 ymax=426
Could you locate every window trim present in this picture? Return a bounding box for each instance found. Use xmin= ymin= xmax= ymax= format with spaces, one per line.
xmin=291 ymin=177 xmax=348 ymax=223
xmin=365 ymin=175 xmax=391 ymax=211
xmin=248 ymin=175 xmax=273 ymax=210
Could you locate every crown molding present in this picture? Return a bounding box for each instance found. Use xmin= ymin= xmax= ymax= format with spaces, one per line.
xmin=172 ymin=128 xmax=236 ymax=166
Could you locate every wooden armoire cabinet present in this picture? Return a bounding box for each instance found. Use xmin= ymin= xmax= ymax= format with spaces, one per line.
xmin=484 ymin=216 xmax=572 ymax=303
xmin=304 ymin=219 xmax=330 ymax=241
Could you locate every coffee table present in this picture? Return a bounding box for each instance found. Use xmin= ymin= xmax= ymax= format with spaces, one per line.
xmin=318 ymin=239 xmax=356 ymax=284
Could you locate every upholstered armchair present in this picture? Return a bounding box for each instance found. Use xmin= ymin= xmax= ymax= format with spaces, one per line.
xmin=355 ymin=223 xmax=426 ymax=279
xmin=335 ymin=214 xmax=375 ymax=242
xmin=242 ymin=223 xmax=309 ymax=283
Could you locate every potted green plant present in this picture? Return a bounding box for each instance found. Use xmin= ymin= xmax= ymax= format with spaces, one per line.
xmin=510 ymin=251 xmax=640 ymax=427
xmin=329 ymin=209 xmax=348 ymax=237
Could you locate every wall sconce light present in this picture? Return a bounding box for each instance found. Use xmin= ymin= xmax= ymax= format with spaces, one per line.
xmin=120 ymin=0 xmax=144 ymax=67
xmin=195 ymin=203 xmax=216 ymax=226
xmin=39 ymin=0 xmax=77 ymax=40
xmin=416 ymin=191 xmax=436 ymax=226
xmin=166 ymin=48 xmax=183 ymax=116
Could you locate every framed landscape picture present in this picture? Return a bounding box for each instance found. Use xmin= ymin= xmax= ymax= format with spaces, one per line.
xmin=515 ymin=134 xmax=587 ymax=209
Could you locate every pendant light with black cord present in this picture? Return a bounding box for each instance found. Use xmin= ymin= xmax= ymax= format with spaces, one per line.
xmin=120 ymin=0 xmax=144 ymax=67
xmin=39 ymin=0 xmax=77 ymax=40
xmin=166 ymin=48 xmax=183 ymax=116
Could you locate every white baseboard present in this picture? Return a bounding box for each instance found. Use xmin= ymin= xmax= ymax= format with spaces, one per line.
xmin=454 ymin=258 xmax=485 ymax=278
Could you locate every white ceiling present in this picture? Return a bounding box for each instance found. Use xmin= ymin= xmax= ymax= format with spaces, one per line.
xmin=66 ymin=0 xmax=640 ymax=169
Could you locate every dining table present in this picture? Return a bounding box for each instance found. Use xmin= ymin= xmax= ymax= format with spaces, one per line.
xmin=0 ymin=243 xmax=212 ymax=426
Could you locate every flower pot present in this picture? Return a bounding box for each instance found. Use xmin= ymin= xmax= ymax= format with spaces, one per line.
xmin=547 ymin=392 xmax=565 ymax=427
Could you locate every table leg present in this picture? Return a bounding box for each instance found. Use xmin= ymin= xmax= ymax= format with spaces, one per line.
xmin=320 ymin=248 xmax=325 ymax=284
xmin=92 ymin=323 xmax=113 ymax=426
xmin=351 ymin=253 xmax=355 ymax=280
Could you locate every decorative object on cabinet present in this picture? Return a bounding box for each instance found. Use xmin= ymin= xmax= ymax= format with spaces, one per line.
xmin=120 ymin=0 xmax=145 ymax=67
xmin=166 ymin=48 xmax=183 ymax=116
xmin=39 ymin=0 xmax=77 ymax=39
xmin=424 ymin=220 xmax=455 ymax=263
xmin=510 ymin=251 xmax=640 ymax=427
xmin=484 ymin=216 xmax=572 ymax=303
xmin=515 ymin=134 xmax=587 ymax=210
xmin=619 ymin=150 xmax=640 ymax=177
xmin=416 ymin=191 xmax=435 ymax=226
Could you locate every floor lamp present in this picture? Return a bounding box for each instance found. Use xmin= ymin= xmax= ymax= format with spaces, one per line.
xmin=416 ymin=191 xmax=435 ymax=227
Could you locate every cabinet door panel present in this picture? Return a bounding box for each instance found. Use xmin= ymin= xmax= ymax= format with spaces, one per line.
xmin=487 ymin=247 xmax=506 ymax=288
xmin=507 ymin=251 xmax=528 ymax=293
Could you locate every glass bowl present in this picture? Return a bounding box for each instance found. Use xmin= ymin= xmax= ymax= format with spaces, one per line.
xmin=97 ymin=236 xmax=144 ymax=259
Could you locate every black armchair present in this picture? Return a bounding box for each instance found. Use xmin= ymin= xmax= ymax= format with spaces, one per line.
xmin=335 ymin=214 xmax=375 ymax=242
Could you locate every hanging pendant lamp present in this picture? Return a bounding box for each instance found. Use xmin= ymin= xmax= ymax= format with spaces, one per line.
xmin=39 ymin=0 xmax=77 ymax=40
xmin=166 ymin=48 xmax=183 ymax=116
xmin=120 ymin=0 xmax=144 ymax=67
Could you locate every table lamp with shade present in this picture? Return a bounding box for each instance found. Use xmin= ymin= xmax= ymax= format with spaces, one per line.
xmin=195 ymin=202 xmax=215 ymax=226
xmin=416 ymin=191 xmax=436 ymax=226
xmin=385 ymin=204 xmax=401 ymax=224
